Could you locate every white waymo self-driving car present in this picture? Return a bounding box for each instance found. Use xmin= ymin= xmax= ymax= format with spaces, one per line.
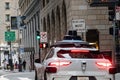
xmin=34 ymin=40 xmax=116 ymax=80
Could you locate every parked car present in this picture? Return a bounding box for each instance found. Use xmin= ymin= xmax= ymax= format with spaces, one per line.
xmin=34 ymin=40 xmax=116 ymax=80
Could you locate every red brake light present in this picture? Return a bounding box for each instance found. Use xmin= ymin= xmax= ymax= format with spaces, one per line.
xmin=71 ymin=50 xmax=89 ymax=53
xmin=45 ymin=67 xmax=57 ymax=73
xmin=109 ymin=67 xmax=116 ymax=74
xmin=48 ymin=61 xmax=71 ymax=66
xmin=96 ymin=61 xmax=112 ymax=67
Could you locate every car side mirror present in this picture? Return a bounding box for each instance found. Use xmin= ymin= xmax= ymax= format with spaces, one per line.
xmin=35 ymin=59 xmax=40 ymax=63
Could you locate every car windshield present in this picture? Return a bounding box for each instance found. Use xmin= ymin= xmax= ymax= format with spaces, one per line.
xmin=57 ymin=49 xmax=103 ymax=59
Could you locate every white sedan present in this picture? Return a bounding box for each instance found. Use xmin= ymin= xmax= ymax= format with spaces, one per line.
xmin=34 ymin=46 xmax=116 ymax=80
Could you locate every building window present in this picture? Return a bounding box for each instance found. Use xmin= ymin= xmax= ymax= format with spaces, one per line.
xmin=5 ymin=2 xmax=10 ymax=10
xmin=5 ymin=14 xmax=10 ymax=22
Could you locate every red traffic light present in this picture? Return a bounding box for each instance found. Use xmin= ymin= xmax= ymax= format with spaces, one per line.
xmin=39 ymin=43 xmax=48 ymax=48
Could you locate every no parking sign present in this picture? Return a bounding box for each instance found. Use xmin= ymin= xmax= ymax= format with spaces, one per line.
xmin=40 ymin=32 xmax=47 ymax=42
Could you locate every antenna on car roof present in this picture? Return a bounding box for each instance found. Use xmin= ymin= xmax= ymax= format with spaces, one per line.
xmin=63 ymin=30 xmax=82 ymax=40
xmin=68 ymin=30 xmax=77 ymax=36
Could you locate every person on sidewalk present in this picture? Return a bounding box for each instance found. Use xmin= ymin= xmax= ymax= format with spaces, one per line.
xmin=22 ymin=60 xmax=26 ymax=71
xmin=14 ymin=61 xmax=18 ymax=69
xmin=2 ymin=59 xmax=8 ymax=70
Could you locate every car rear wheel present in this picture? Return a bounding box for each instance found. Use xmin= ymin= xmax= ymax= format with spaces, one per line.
xmin=44 ymin=72 xmax=47 ymax=80
xmin=35 ymin=70 xmax=38 ymax=80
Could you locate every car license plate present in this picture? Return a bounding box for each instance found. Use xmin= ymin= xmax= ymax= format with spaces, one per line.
xmin=77 ymin=77 xmax=89 ymax=80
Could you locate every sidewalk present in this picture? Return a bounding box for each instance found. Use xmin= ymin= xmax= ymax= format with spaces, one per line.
xmin=0 ymin=69 xmax=34 ymax=80
xmin=0 ymin=69 xmax=33 ymax=75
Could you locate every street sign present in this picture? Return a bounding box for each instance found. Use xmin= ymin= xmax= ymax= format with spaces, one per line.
xmin=5 ymin=31 xmax=16 ymax=42
xmin=89 ymin=0 xmax=116 ymax=7
xmin=19 ymin=47 xmax=24 ymax=54
xmin=72 ymin=19 xmax=86 ymax=32
xmin=40 ymin=32 xmax=47 ymax=42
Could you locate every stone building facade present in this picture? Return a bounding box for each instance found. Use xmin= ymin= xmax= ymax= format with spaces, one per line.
xmin=0 ymin=0 xmax=19 ymax=67
xmin=19 ymin=0 xmax=119 ymax=69
xmin=40 ymin=0 xmax=113 ymax=52
xmin=18 ymin=0 xmax=40 ymax=70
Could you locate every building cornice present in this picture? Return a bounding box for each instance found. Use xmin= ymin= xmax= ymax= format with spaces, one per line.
xmin=19 ymin=0 xmax=40 ymax=22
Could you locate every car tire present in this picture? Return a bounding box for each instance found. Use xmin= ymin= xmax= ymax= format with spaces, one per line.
xmin=35 ymin=70 xmax=38 ymax=80
xmin=44 ymin=72 xmax=47 ymax=80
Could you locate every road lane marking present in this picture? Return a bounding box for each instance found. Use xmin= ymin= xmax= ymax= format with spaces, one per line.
xmin=18 ymin=77 xmax=32 ymax=80
xmin=0 ymin=76 xmax=9 ymax=80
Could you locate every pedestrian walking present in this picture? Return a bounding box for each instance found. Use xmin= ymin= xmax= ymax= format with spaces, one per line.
xmin=2 ymin=59 xmax=8 ymax=70
xmin=22 ymin=60 xmax=26 ymax=71
xmin=14 ymin=61 xmax=18 ymax=69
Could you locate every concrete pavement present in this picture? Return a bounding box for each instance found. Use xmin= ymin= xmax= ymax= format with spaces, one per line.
xmin=115 ymin=73 xmax=120 ymax=80
xmin=0 ymin=69 xmax=34 ymax=80
xmin=0 ymin=69 xmax=33 ymax=74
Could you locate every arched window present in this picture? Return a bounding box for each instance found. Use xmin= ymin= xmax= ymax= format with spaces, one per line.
xmin=56 ymin=6 xmax=61 ymax=40
xmin=62 ymin=0 xmax=67 ymax=36
xmin=51 ymin=10 xmax=55 ymax=44
xmin=47 ymin=14 xmax=50 ymax=43
xmin=43 ymin=17 xmax=46 ymax=31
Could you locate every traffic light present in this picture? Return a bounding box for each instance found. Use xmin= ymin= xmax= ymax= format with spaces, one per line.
xmin=39 ymin=43 xmax=48 ymax=48
xmin=108 ymin=6 xmax=115 ymax=21
xmin=101 ymin=0 xmax=108 ymax=2
xmin=68 ymin=30 xmax=77 ymax=36
xmin=109 ymin=27 xmax=119 ymax=35
xmin=36 ymin=31 xmax=40 ymax=39
xmin=20 ymin=16 xmax=26 ymax=26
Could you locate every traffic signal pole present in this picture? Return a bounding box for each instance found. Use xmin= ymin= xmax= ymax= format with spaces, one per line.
xmin=36 ymin=31 xmax=41 ymax=63
xmin=6 ymin=27 xmax=14 ymax=71
xmin=17 ymin=16 xmax=22 ymax=72
xmin=112 ymin=20 xmax=117 ymax=66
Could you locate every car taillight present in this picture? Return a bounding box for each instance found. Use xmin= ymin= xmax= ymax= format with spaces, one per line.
xmin=70 ymin=50 xmax=89 ymax=53
xmin=48 ymin=61 xmax=71 ymax=66
xmin=109 ymin=67 xmax=116 ymax=74
xmin=45 ymin=67 xmax=57 ymax=73
xmin=96 ymin=61 xmax=112 ymax=68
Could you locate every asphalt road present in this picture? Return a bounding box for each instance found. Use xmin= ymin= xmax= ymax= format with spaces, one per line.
xmin=0 ymin=70 xmax=34 ymax=80
xmin=0 ymin=69 xmax=120 ymax=80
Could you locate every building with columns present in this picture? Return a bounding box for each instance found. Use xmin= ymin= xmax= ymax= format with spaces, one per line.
xmin=19 ymin=0 xmax=120 ymax=69
xmin=18 ymin=0 xmax=40 ymax=70
xmin=39 ymin=0 xmax=114 ymax=58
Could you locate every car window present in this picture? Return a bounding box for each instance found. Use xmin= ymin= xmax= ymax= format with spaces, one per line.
xmin=57 ymin=50 xmax=103 ymax=59
xmin=45 ymin=48 xmax=54 ymax=59
xmin=51 ymin=41 xmax=96 ymax=48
